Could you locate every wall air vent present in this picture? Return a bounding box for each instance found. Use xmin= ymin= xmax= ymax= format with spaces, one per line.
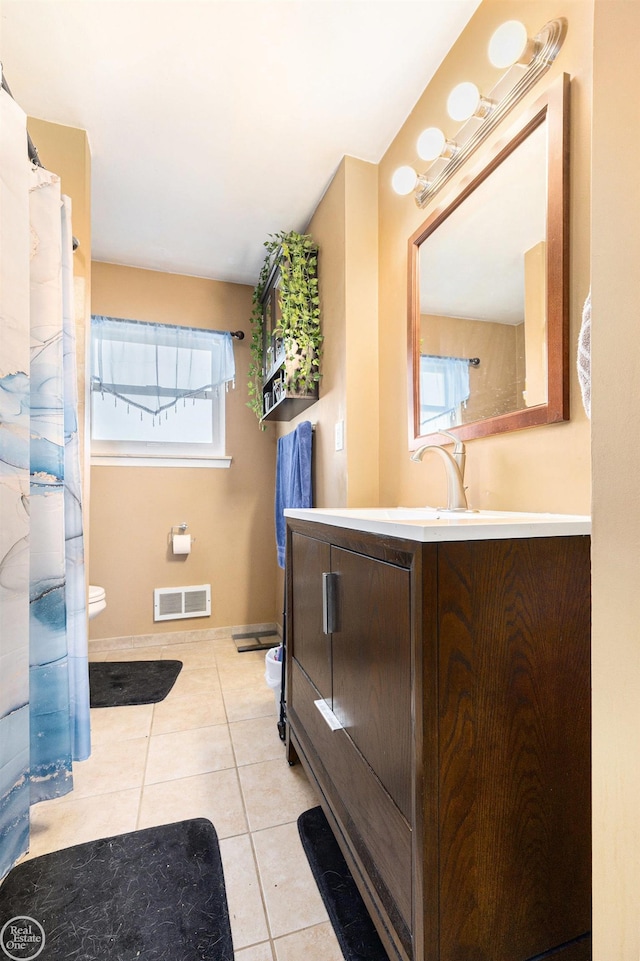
xmin=154 ymin=584 xmax=211 ymax=622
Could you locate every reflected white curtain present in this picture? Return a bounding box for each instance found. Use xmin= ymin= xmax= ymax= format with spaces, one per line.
xmin=0 ymin=84 xmax=90 ymax=880
xmin=420 ymin=354 xmax=470 ymax=433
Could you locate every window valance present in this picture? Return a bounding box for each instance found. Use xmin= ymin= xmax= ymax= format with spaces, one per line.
xmin=91 ymin=315 xmax=236 ymax=419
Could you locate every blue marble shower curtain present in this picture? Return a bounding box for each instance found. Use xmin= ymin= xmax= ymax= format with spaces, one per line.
xmin=0 ymin=86 xmax=90 ymax=880
xmin=61 ymin=197 xmax=91 ymax=763
xmin=29 ymin=165 xmax=75 ymax=807
xmin=0 ymin=83 xmax=33 ymax=880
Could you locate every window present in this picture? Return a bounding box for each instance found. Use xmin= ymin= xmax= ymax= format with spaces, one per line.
xmin=419 ymin=354 xmax=470 ymax=434
xmin=90 ymin=315 xmax=235 ymax=467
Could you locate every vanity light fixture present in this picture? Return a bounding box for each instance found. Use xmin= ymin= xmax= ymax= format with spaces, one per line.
xmin=416 ymin=126 xmax=459 ymax=162
xmin=392 ymin=17 xmax=567 ymax=207
xmin=392 ymin=165 xmax=423 ymax=196
xmin=446 ymin=82 xmax=494 ymax=123
xmin=488 ymin=19 xmax=536 ymax=69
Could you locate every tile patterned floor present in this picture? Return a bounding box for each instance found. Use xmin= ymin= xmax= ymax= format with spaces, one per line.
xmin=19 ymin=634 xmax=344 ymax=961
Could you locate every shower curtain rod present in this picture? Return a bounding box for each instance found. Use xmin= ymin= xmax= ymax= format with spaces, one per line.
xmin=0 ymin=67 xmax=43 ymax=168
xmin=2 ymin=65 xmax=79 ymax=252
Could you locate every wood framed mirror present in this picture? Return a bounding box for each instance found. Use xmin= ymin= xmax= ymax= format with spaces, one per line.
xmin=408 ymin=74 xmax=569 ymax=449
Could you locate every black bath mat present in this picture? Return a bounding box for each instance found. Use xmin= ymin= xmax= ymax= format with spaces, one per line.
xmin=298 ymin=806 xmax=390 ymax=961
xmin=89 ymin=659 xmax=182 ymax=707
xmin=0 ymin=819 xmax=233 ymax=961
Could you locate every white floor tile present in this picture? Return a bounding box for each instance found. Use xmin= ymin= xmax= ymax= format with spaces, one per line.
xmin=138 ymin=769 xmax=247 ymax=838
xmin=71 ymin=736 xmax=148 ymax=798
xmin=229 ymin=715 xmax=286 ymax=767
xmin=220 ymin=834 xmax=270 ymax=949
xmin=238 ymin=758 xmax=318 ymax=832
xmin=22 ymin=789 xmax=141 ymax=860
xmin=151 ymin=689 xmax=227 ymax=734
xmin=234 ymin=943 xmax=274 ymax=961
xmin=274 ymin=922 xmax=343 ymax=961
xmin=16 ymin=629 xmax=327 ymax=959
xmin=90 ymin=703 xmax=154 ymax=745
xmin=144 ymin=724 xmax=235 ymax=784
xmin=252 ymin=822 xmax=329 ymax=939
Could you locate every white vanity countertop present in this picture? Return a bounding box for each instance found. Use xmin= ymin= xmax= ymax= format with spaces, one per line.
xmin=284 ymin=507 xmax=592 ymax=542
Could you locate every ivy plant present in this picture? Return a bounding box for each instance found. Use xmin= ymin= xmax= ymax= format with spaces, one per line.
xmin=247 ymin=230 xmax=322 ymax=422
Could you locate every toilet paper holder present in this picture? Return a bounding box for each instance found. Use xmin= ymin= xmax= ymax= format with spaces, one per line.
xmin=170 ymin=523 xmax=196 ymax=543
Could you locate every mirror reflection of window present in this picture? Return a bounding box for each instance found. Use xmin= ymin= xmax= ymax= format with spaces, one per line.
xmin=419 ymin=355 xmax=470 ymax=433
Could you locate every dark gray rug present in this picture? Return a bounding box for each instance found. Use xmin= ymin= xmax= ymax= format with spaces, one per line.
xmin=0 ymin=819 xmax=233 ymax=960
xmin=298 ymin=806 xmax=390 ymax=961
xmin=89 ymin=660 xmax=182 ymax=707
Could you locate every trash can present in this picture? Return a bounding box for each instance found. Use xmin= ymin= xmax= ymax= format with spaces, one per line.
xmin=265 ymin=646 xmax=283 ymax=708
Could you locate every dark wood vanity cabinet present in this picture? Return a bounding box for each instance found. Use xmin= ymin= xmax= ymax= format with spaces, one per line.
xmin=285 ymin=519 xmax=591 ymax=961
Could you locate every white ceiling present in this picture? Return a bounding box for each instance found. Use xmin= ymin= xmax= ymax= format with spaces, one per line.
xmin=0 ymin=0 xmax=480 ymax=286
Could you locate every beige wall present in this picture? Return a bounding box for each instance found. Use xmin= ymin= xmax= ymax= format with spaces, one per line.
xmin=591 ymin=3 xmax=640 ymax=957
xmin=377 ymin=0 xmax=592 ymax=514
xmin=277 ymin=155 xmax=379 ymax=509
xmin=89 ymin=263 xmax=278 ymax=639
xmin=271 ymin=155 xmax=379 ymax=621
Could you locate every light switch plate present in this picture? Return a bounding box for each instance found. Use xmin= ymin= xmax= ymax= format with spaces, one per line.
xmin=335 ymin=420 xmax=345 ymax=451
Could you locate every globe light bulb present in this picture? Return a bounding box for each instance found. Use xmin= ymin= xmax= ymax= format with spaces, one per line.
xmin=417 ymin=127 xmax=446 ymax=162
xmin=446 ymin=82 xmax=481 ymax=122
xmin=488 ymin=20 xmax=532 ymax=68
xmin=392 ymin=165 xmax=418 ymax=196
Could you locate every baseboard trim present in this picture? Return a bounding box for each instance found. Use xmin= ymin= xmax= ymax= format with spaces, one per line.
xmin=89 ymin=623 xmax=280 ymax=656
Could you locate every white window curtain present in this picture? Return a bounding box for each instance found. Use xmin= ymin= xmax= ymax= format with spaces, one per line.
xmin=90 ymin=316 xmax=235 ymax=420
xmin=420 ymin=354 xmax=470 ymax=433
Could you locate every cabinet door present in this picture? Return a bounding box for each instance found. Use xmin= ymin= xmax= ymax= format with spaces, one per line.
xmin=437 ymin=536 xmax=591 ymax=961
xmin=331 ymin=546 xmax=412 ymax=822
xmin=290 ymin=532 xmax=331 ymax=700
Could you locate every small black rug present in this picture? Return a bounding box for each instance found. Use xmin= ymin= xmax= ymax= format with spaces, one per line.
xmin=0 ymin=819 xmax=233 ymax=960
xmin=298 ymin=806 xmax=390 ymax=961
xmin=89 ymin=660 xmax=182 ymax=707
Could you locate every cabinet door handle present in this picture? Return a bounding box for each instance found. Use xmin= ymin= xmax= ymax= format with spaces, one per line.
xmin=322 ymin=572 xmax=338 ymax=634
xmin=314 ymin=698 xmax=343 ymax=731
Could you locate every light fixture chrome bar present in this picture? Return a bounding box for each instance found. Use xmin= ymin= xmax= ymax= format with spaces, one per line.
xmin=414 ymin=18 xmax=567 ymax=208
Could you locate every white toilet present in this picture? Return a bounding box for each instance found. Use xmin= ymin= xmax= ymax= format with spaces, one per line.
xmin=88 ymin=584 xmax=107 ymax=620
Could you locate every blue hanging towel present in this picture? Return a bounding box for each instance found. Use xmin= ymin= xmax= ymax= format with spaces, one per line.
xmin=275 ymin=421 xmax=313 ymax=568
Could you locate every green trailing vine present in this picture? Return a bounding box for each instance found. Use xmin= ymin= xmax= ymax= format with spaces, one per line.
xmin=247 ymin=230 xmax=322 ymax=422
xmin=247 ymin=249 xmax=276 ymax=421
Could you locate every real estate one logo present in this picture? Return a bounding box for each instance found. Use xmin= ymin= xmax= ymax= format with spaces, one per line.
xmin=0 ymin=917 xmax=45 ymax=960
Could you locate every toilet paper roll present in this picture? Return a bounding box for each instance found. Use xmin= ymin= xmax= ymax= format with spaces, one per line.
xmin=172 ymin=534 xmax=191 ymax=555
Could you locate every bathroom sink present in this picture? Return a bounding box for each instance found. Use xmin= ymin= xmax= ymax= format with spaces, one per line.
xmin=335 ymin=507 xmax=443 ymax=520
xmin=300 ymin=506 xmax=516 ymax=522
xmin=283 ymin=506 xmax=592 ymax=542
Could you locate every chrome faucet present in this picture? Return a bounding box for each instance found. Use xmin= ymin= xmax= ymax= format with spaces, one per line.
xmin=410 ymin=430 xmax=469 ymax=511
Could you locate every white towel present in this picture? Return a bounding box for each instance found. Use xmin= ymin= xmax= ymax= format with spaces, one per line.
xmin=577 ymin=291 xmax=591 ymax=419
